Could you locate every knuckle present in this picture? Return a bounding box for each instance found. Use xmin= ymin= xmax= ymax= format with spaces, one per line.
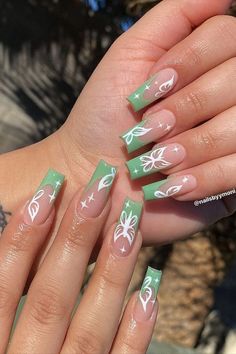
xmin=7 ymin=224 xmax=34 ymax=253
xmin=68 ymin=328 xmax=102 ymax=354
xmin=184 ymin=90 xmax=206 ymax=115
xmin=28 ymin=285 xmax=67 ymax=326
xmin=207 ymin=15 xmax=236 ymax=43
xmin=195 ymin=128 xmax=218 ymax=152
xmin=63 ymin=217 xmax=89 ymax=253
xmin=98 ymin=262 xmax=126 ymax=290
xmin=211 ymin=163 xmax=227 ymax=184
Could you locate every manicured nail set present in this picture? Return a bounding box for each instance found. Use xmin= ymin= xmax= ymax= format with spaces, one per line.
xmin=28 ymin=69 xmax=182 ymax=312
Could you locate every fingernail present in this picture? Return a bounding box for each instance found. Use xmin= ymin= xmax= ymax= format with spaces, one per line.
xmin=126 ymin=143 xmax=186 ymax=180
xmin=143 ymin=174 xmax=197 ymax=200
xmin=127 ymin=68 xmax=178 ymax=112
xmin=120 ymin=110 xmax=176 ymax=153
xmin=112 ymin=197 xmax=142 ymax=257
xmin=134 ymin=267 xmax=162 ymax=321
xmin=78 ymin=160 xmax=117 ymax=218
xmin=24 ymin=169 xmax=65 ymax=225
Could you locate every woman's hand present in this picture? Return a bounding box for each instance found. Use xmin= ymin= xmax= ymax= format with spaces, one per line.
xmin=2 ymin=165 xmax=160 ymax=354
xmin=58 ymin=0 xmax=236 ymax=244
xmin=1 ymin=0 xmax=235 ymax=249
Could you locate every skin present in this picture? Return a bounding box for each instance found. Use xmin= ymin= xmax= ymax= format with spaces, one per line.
xmin=1 ymin=0 xmax=236 ymax=257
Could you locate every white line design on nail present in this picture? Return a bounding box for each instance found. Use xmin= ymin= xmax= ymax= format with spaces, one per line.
xmin=123 ymin=125 xmax=152 ymax=145
xmin=154 ymin=75 xmax=175 ymax=98
xmin=139 ymin=276 xmax=153 ymax=313
xmin=98 ymin=168 xmax=116 ymax=192
xmin=114 ymin=210 xmax=138 ymax=246
xmin=154 ymin=185 xmax=183 ymax=199
xmin=140 ymin=147 xmax=172 ymax=173
xmin=28 ymin=189 xmax=45 ymax=222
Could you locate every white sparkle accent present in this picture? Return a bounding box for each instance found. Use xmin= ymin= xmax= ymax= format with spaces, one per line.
xmin=134 ymin=169 xmax=139 ymax=174
xmin=165 ymin=124 xmax=172 ymax=131
xmin=130 ymin=319 xmax=137 ymax=330
xmin=88 ymin=193 xmax=95 ymax=202
xmin=55 ymin=180 xmax=61 ymax=188
xmin=145 ymin=84 xmax=150 ymax=90
xmin=172 ymin=146 xmax=179 ymax=153
xmin=80 ymin=200 xmax=88 ymax=209
xmin=154 ymin=278 xmax=159 ymax=283
xmin=154 ymin=81 xmax=158 ymax=85
xmin=134 ymin=93 xmax=140 ymax=99
xmin=183 ymin=176 xmax=189 ymax=183
xmin=158 ymin=122 xmax=163 ymax=128
xmin=48 ymin=191 xmax=56 ymax=203
xmin=120 ymin=246 xmax=126 ymax=254
xmin=125 ymin=201 xmax=130 ymax=208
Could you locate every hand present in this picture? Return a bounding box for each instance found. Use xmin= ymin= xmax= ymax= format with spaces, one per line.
xmin=56 ymin=0 xmax=235 ymax=244
xmin=2 ymin=169 xmax=159 ymax=353
xmin=2 ymin=0 xmax=234 ymax=250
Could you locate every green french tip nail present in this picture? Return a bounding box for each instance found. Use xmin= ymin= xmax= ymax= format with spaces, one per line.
xmin=38 ymin=168 xmax=65 ymax=198
xmin=120 ymin=120 xmax=150 ymax=153
xmin=142 ymin=180 xmax=167 ymax=201
xmin=127 ymin=69 xmax=177 ymax=112
xmin=85 ymin=160 xmax=117 ymax=193
xmin=140 ymin=267 xmax=162 ymax=299
xmin=118 ymin=197 xmax=143 ymax=234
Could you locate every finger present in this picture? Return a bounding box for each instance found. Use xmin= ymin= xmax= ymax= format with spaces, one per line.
xmin=9 ymin=160 xmax=117 ymax=353
xmin=142 ymin=150 xmax=236 ymax=204
xmin=122 ymin=55 xmax=236 ymax=154
xmin=125 ymin=1 xmax=232 ymax=112
xmin=111 ymin=268 xmax=162 ymax=354
xmin=149 ymin=15 xmax=236 ymax=92
xmin=123 ymin=0 xmax=231 ymax=53
xmin=0 ymin=168 xmax=65 ymax=353
xmin=61 ymin=198 xmax=143 ymax=354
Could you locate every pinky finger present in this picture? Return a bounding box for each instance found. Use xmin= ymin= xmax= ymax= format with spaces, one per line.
xmin=111 ymin=267 xmax=162 ymax=354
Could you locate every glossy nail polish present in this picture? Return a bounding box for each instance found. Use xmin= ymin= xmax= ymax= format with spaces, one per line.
xmin=134 ymin=267 xmax=162 ymax=321
xmin=24 ymin=169 xmax=65 ymax=225
xmin=126 ymin=143 xmax=186 ymax=180
xmin=143 ymin=174 xmax=197 ymax=200
xmin=127 ymin=68 xmax=178 ymax=112
xmin=120 ymin=110 xmax=176 ymax=153
xmin=112 ymin=197 xmax=142 ymax=257
xmin=78 ymin=160 xmax=117 ymax=218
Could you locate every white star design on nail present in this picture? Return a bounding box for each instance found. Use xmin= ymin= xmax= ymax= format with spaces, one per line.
xmin=55 ymin=180 xmax=61 ymax=188
xmin=158 ymin=122 xmax=163 ymax=128
xmin=172 ymin=146 xmax=179 ymax=153
xmin=145 ymin=84 xmax=150 ymax=90
xmin=134 ymin=93 xmax=140 ymax=99
xmin=49 ymin=191 xmax=56 ymax=203
xmin=88 ymin=193 xmax=95 ymax=202
xmin=125 ymin=201 xmax=130 ymax=208
xmin=183 ymin=176 xmax=189 ymax=183
xmin=134 ymin=169 xmax=139 ymax=174
xmin=165 ymin=124 xmax=172 ymax=131
xmin=120 ymin=246 xmax=126 ymax=254
xmin=81 ymin=200 xmax=88 ymax=209
xmin=154 ymin=278 xmax=159 ymax=283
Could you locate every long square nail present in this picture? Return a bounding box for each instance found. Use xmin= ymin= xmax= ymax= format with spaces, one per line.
xmin=126 ymin=143 xmax=186 ymax=180
xmin=120 ymin=110 xmax=176 ymax=153
xmin=78 ymin=160 xmax=117 ymax=218
xmin=134 ymin=267 xmax=162 ymax=321
xmin=127 ymin=68 xmax=178 ymax=112
xmin=143 ymin=174 xmax=197 ymax=200
xmin=112 ymin=197 xmax=143 ymax=257
xmin=24 ymin=168 xmax=65 ymax=225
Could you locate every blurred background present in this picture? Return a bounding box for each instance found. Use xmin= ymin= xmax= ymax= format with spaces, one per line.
xmin=1 ymin=1 xmax=236 ymax=353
